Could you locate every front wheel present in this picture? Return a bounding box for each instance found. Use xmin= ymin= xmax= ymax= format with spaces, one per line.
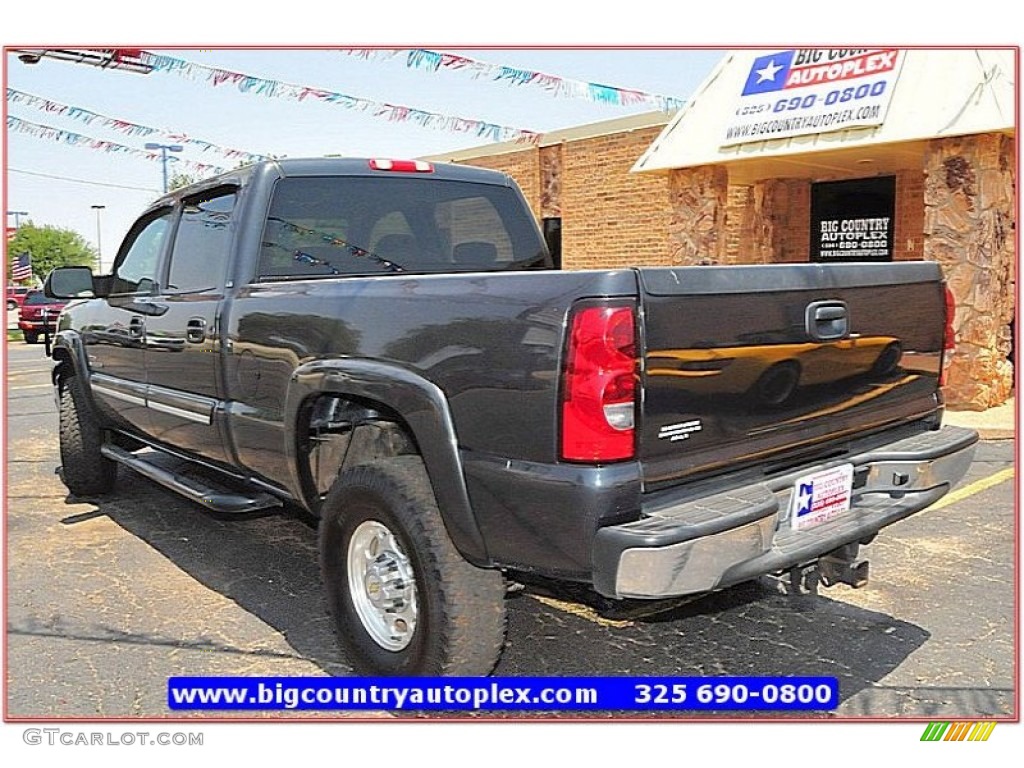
xmin=58 ymin=374 xmax=117 ymax=495
xmin=23 ymin=330 xmax=38 ymax=345
xmin=319 ymin=457 xmax=506 ymax=676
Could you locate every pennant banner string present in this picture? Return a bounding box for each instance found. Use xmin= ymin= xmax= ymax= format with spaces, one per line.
xmin=6 ymin=115 xmax=227 ymax=176
xmin=338 ymin=48 xmax=687 ymax=112
xmin=136 ymin=51 xmax=542 ymax=144
xmin=6 ymin=88 xmax=270 ymax=164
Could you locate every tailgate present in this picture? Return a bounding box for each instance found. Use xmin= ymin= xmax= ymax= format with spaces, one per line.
xmin=639 ymin=262 xmax=945 ymax=491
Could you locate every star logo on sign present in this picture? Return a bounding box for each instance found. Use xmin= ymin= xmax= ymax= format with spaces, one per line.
xmin=796 ymin=482 xmax=814 ymax=517
xmin=755 ymin=59 xmax=783 ymax=83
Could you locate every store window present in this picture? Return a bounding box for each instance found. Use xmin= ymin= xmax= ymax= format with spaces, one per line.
xmin=810 ymin=176 xmax=895 ymax=262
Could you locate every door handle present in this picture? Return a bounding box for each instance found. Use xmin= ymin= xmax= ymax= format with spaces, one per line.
xmin=128 ymin=316 xmax=145 ymax=339
xmin=186 ymin=318 xmax=207 ymax=344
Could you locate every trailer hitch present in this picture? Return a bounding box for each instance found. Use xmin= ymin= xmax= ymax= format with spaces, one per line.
xmin=771 ymin=543 xmax=869 ymax=597
xmin=816 ymin=543 xmax=870 ymax=589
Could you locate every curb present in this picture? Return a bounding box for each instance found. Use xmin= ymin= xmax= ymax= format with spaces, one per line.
xmin=943 ymin=411 xmax=1016 ymax=442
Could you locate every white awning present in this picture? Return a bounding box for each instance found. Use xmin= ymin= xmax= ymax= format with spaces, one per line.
xmin=633 ymin=49 xmax=1016 ymax=176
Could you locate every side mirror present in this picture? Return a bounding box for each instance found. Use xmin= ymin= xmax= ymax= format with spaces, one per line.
xmin=45 ymin=266 xmax=105 ymax=299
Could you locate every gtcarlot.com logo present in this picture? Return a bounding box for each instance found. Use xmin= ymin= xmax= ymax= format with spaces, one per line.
xmin=23 ymin=728 xmax=203 ymax=747
xmin=921 ymin=722 xmax=996 ymax=742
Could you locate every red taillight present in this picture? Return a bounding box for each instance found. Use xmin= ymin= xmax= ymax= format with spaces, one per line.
xmin=368 ymin=158 xmax=433 ymax=173
xmin=561 ymin=304 xmax=637 ymax=462
xmin=940 ymin=285 xmax=956 ymax=387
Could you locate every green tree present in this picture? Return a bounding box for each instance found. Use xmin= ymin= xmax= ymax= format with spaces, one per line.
xmin=168 ymin=158 xmax=264 ymax=192
xmin=7 ymin=223 xmax=96 ymax=282
xmin=167 ymin=171 xmax=198 ymax=192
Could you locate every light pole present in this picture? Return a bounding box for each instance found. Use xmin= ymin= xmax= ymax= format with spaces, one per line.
xmin=7 ymin=210 xmax=29 ymax=227
xmin=91 ymin=205 xmax=106 ymax=272
xmin=144 ymin=142 xmax=183 ymax=193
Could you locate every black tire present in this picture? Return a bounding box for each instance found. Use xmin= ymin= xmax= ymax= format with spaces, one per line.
xmin=23 ymin=330 xmax=38 ymax=345
xmin=58 ymin=374 xmax=117 ymax=495
xmin=319 ymin=456 xmax=506 ymax=676
xmin=7 ymin=300 xmax=17 ymax=311
xmin=753 ymin=360 xmax=801 ymax=407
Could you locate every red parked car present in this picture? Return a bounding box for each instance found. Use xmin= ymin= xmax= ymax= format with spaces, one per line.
xmin=7 ymin=285 xmax=31 ymax=311
xmin=18 ymin=290 xmax=67 ymax=344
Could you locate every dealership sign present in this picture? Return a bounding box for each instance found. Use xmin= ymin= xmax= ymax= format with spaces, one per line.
xmin=723 ymin=49 xmax=905 ymax=146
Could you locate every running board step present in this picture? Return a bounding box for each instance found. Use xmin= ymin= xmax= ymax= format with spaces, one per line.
xmin=100 ymin=444 xmax=283 ymax=514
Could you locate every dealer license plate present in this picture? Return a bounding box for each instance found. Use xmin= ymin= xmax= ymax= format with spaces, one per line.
xmin=789 ymin=464 xmax=854 ymax=530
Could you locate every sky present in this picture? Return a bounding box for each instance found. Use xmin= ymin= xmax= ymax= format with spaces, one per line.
xmin=5 ymin=47 xmax=724 ymax=272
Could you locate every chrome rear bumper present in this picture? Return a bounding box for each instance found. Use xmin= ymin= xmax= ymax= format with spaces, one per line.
xmin=592 ymin=425 xmax=979 ymax=598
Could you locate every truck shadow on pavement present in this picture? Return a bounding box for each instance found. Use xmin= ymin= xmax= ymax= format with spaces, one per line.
xmin=498 ymin=581 xmax=928 ymax=702
xmin=68 ymin=474 xmax=930 ymax=711
xmin=62 ymin=479 xmax=353 ymax=676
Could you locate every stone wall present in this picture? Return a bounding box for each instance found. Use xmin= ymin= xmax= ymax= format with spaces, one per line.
xmin=539 ymin=144 xmax=562 ymax=218
xmin=924 ymin=132 xmax=1015 ymax=409
xmin=665 ymin=165 xmax=728 ymax=265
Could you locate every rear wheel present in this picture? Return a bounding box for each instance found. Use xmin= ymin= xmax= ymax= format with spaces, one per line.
xmin=319 ymin=456 xmax=506 ymax=676
xmin=58 ymin=374 xmax=117 ymax=495
xmin=23 ymin=330 xmax=38 ymax=345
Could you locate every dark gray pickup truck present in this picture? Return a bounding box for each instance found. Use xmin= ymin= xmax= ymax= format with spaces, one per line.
xmin=45 ymin=157 xmax=977 ymax=676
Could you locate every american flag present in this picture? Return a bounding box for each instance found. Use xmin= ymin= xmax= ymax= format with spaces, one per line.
xmin=11 ymin=252 xmax=33 ymax=282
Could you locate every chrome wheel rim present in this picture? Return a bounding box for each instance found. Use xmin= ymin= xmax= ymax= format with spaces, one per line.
xmin=347 ymin=520 xmax=418 ymax=651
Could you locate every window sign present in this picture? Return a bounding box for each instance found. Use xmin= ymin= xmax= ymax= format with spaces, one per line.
xmin=810 ymin=176 xmax=895 ymax=262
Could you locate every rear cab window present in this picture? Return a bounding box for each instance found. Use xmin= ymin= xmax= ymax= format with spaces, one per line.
xmin=256 ymin=175 xmax=549 ymax=281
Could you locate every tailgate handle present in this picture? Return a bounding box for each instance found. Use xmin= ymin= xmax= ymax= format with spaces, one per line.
xmin=806 ymin=301 xmax=849 ymax=341
xmin=186 ymin=318 xmax=206 ymax=343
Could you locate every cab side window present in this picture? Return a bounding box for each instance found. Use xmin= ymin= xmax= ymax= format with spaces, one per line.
xmin=167 ymin=189 xmax=237 ymax=293
xmin=113 ymin=211 xmax=173 ymax=295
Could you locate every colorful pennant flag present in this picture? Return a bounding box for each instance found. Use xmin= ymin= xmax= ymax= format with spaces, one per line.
xmin=136 ymin=51 xmax=542 ymax=144
xmin=6 ymin=88 xmax=269 ymax=164
xmin=338 ymin=48 xmax=687 ymax=112
xmin=6 ymin=116 xmax=227 ymax=176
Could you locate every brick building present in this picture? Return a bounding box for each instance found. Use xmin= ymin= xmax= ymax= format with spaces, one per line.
xmin=426 ymin=49 xmax=1016 ymax=409
xmin=426 ymin=112 xmax=676 ymax=271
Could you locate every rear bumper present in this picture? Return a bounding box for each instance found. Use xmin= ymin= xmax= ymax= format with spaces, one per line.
xmin=592 ymin=425 xmax=978 ymax=598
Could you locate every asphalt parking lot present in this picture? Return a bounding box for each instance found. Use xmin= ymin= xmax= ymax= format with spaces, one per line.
xmin=4 ymin=339 xmax=1016 ymax=719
